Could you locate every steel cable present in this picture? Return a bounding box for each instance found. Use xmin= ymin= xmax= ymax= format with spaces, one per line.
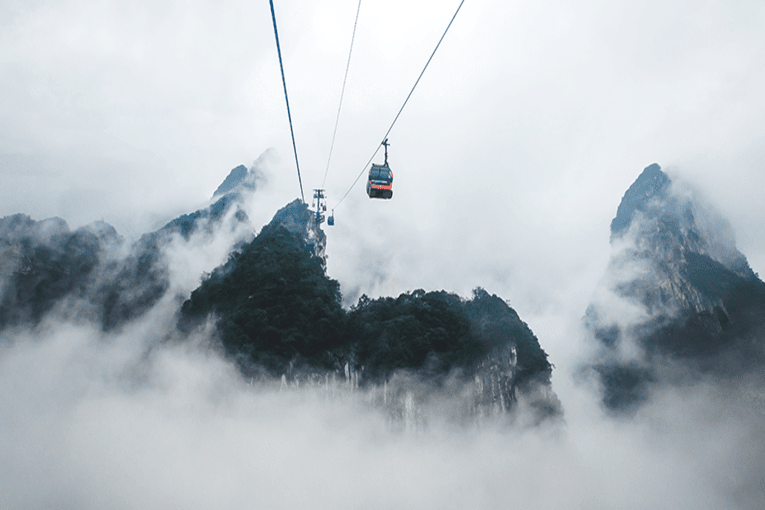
xmin=333 ymin=0 xmax=465 ymax=208
xmin=269 ymin=0 xmax=305 ymax=203
xmin=321 ymin=0 xmax=362 ymax=189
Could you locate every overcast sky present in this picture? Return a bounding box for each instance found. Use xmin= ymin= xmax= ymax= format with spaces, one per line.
xmin=2 ymin=1 xmax=765 ymax=507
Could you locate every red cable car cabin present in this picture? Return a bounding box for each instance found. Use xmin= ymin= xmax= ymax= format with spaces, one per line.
xmin=366 ymin=163 xmax=393 ymax=199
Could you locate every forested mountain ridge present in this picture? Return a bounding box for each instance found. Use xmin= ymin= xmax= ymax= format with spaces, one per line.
xmin=180 ymin=200 xmax=561 ymax=422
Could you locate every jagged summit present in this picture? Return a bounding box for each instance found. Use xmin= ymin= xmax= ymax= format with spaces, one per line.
xmin=610 ymin=164 xmax=753 ymax=287
xmin=610 ymin=163 xmax=669 ymax=238
xmin=267 ymin=199 xmax=310 ymax=235
xmin=153 ymin=149 xmax=281 ymax=242
xmin=212 ymin=148 xmax=273 ymax=199
xmin=586 ymin=163 xmax=765 ymax=413
xmin=212 ymin=165 xmax=249 ymax=198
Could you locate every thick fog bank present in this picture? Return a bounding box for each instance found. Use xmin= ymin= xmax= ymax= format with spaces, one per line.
xmin=0 ymin=315 xmax=762 ymax=510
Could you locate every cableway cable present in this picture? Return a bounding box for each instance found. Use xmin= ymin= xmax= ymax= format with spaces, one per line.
xmin=269 ymin=0 xmax=305 ymax=203
xmin=333 ymin=0 xmax=466 ymax=209
xmin=321 ymin=0 xmax=362 ymax=189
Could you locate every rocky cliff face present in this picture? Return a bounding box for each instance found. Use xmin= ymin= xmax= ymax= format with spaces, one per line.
xmin=585 ymin=164 xmax=765 ymax=412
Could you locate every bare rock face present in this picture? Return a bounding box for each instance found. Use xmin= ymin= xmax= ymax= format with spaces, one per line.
xmin=585 ymin=164 xmax=765 ymax=413
xmin=271 ymin=337 xmax=560 ymax=429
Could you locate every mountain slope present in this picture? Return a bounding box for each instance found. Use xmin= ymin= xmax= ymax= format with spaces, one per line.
xmin=0 ymin=158 xmax=266 ymax=331
xmin=0 ymin=215 xmax=108 ymax=326
xmin=585 ymin=164 xmax=765 ymax=412
xmin=180 ymin=200 xmax=344 ymax=372
xmin=180 ymin=200 xmax=562 ymax=422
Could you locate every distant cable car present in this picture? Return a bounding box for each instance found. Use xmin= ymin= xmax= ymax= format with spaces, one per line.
xmin=328 ymin=209 xmax=335 ymax=226
xmin=366 ymin=139 xmax=393 ymax=199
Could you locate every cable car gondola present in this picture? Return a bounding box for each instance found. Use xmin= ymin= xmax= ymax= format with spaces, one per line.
xmin=366 ymin=139 xmax=393 ymax=199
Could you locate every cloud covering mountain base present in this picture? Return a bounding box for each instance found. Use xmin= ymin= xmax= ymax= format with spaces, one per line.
xmin=1 ymin=316 xmax=763 ymax=509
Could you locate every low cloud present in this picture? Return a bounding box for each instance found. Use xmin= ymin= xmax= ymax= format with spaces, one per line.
xmin=1 ymin=311 xmax=763 ymax=509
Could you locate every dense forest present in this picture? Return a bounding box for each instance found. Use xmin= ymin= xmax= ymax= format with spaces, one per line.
xmin=180 ymin=203 xmax=553 ymax=390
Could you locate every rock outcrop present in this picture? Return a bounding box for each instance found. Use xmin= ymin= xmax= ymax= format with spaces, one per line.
xmin=585 ymin=164 xmax=765 ymax=412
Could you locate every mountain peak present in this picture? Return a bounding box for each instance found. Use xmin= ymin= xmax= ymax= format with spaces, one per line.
xmin=586 ymin=163 xmax=765 ymax=413
xmin=212 ymin=149 xmax=276 ymax=199
xmin=212 ymin=165 xmax=249 ymax=198
xmin=265 ymin=199 xmax=327 ymax=260
xmin=265 ymin=199 xmax=310 ymax=235
xmin=610 ymin=163 xmax=670 ymax=238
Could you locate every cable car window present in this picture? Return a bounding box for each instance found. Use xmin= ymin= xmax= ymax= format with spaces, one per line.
xmin=370 ymin=167 xmax=391 ymax=180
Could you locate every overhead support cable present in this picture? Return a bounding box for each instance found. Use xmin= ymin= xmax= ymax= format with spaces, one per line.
xmin=322 ymin=0 xmax=362 ymax=189
xmin=269 ymin=0 xmax=305 ymax=203
xmin=333 ymin=0 xmax=466 ymax=209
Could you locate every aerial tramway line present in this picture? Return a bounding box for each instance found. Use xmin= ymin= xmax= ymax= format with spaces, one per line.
xmin=366 ymin=139 xmax=392 ymax=199
xmin=268 ymin=0 xmax=465 ymax=227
